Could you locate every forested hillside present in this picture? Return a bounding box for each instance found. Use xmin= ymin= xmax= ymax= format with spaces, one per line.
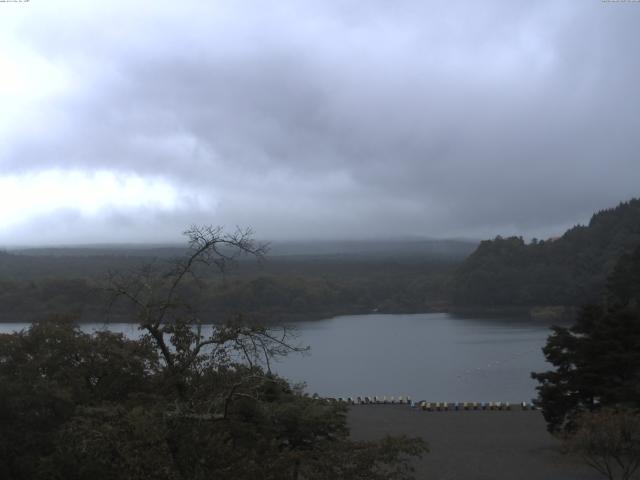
xmin=452 ymin=199 xmax=640 ymax=309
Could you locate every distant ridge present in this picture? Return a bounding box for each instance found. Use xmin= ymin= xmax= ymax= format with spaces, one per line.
xmin=11 ymin=238 xmax=478 ymax=261
xmin=266 ymin=238 xmax=477 ymax=259
xmin=9 ymin=245 xmax=187 ymax=258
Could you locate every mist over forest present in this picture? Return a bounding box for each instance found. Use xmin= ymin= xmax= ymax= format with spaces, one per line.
xmin=1 ymin=198 xmax=638 ymax=325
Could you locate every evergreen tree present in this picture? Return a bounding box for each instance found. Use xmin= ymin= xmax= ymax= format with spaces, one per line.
xmin=532 ymin=244 xmax=640 ymax=433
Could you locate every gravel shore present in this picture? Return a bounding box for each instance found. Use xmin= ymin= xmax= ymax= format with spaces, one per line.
xmin=348 ymin=405 xmax=601 ymax=480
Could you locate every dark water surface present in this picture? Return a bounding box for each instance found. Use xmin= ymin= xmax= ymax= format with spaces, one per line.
xmin=275 ymin=313 xmax=554 ymax=403
xmin=0 ymin=313 xmax=556 ymax=402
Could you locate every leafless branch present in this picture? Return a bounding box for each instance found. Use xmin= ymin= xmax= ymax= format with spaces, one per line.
xmin=102 ymin=225 xmax=303 ymax=383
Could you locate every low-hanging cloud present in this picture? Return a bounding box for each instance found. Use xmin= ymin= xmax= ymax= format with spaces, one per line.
xmin=1 ymin=0 xmax=639 ymax=245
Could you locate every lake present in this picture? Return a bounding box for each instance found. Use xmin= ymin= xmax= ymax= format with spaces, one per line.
xmin=0 ymin=313 xmax=556 ymax=403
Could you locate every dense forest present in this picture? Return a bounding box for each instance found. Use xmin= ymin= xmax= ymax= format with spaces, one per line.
xmin=0 ymin=240 xmax=475 ymax=323
xmin=1 ymin=199 xmax=639 ymax=323
xmin=452 ymin=199 xmax=640 ymax=312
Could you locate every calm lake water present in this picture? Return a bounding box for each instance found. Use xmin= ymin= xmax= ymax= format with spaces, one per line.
xmin=0 ymin=313 xmax=555 ymax=403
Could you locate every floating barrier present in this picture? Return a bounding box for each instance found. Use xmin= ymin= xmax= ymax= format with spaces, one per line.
xmin=322 ymin=396 xmax=535 ymax=412
xmin=332 ymin=395 xmax=413 ymax=405
xmin=412 ymin=401 xmax=527 ymax=412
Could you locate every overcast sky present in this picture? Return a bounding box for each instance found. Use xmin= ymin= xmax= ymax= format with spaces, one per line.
xmin=1 ymin=0 xmax=639 ymax=245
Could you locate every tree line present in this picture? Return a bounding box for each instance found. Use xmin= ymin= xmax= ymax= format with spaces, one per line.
xmin=0 ymin=252 xmax=457 ymax=323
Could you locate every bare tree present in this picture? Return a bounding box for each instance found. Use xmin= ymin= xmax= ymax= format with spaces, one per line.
xmin=106 ymin=225 xmax=306 ymax=383
xmin=564 ymin=408 xmax=640 ymax=480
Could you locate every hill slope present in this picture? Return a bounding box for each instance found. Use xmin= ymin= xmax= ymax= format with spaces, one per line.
xmin=452 ymin=198 xmax=640 ymax=308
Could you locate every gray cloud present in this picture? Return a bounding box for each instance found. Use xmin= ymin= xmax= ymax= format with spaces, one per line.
xmin=1 ymin=0 xmax=639 ymax=244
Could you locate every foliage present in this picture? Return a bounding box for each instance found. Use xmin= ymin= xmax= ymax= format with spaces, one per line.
xmin=563 ymin=408 xmax=640 ymax=480
xmin=453 ymin=198 xmax=640 ymax=307
xmin=0 ymin=226 xmax=427 ymax=479
xmin=532 ymin=244 xmax=640 ymax=433
xmin=0 ymin=319 xmax=159 ymax=479
xmin=607 ymin=246 xmax=640 ymax=309
xmin=0 ymin=242 xmax=461 ymax=323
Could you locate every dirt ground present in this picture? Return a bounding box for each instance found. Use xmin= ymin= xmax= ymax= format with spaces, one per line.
xmin=348 ymin=405 xmax=602 ymax=480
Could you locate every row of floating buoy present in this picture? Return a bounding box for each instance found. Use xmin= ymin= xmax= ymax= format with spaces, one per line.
xmin=416 ymin=401 xmax=536 ymax=411
xmin=327 ymin=396 xmax=412 ymax=405
xmin=324 ymin=397 xmax=536 ymax=411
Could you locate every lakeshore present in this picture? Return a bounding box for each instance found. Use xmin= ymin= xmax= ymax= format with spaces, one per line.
xmin=348 ymin=405 xmax=600 ymax=480
xmin=1 ymin=313 xmax=554 ymax=402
